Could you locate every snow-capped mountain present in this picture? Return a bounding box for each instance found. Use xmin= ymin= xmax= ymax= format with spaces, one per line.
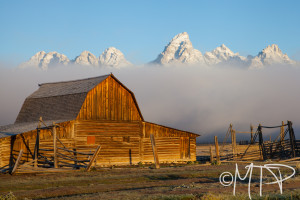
xmin=99 ymin=47 xmax=131 ymax=67
xmin=20 ymin=51 xmax=70 ymax=70
xmin=248 ymin=44 xmax=296 ymax=69
xmin=204 ymin=44 xmax=247 ymax=65
xmin=152 ymin=32 xmax=205 ymax=65
xmin=74 ymin=51 xmax=98 ymax=66
xmin=19 ymin=32 xmax=298 ymax=70
xmin=151 ymin=32 xmax=297 ymax=68
xmin=20 ymin=48 xmax=131 ymax=69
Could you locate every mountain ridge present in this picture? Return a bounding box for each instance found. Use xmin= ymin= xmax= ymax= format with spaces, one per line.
xmin=20 ymin=32 xmax=297 ymax=70
xmin=21 ymin=47 xmax=131 ymax=70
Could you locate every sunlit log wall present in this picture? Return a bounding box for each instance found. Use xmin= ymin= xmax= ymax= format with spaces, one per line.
xmin=0 ymin=120 xmax=197 ymax=168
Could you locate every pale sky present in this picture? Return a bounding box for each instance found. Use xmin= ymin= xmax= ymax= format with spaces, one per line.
xmin=1 ymin=0 xmax=300 ymax=65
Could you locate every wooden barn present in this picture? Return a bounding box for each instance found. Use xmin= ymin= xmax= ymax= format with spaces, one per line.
xmin=0 ymin=74 xmax=199 ymax=170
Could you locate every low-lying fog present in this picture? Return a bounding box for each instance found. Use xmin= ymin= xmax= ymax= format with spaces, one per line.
xmin=1 ymin=64 xmax=299 ymax=143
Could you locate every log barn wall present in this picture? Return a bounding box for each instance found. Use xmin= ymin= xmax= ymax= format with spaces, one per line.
xmin=142 ymin=122 xmax=197 ymax=163
xmin=73 ymin=120 xmax=197 ymax=166
xmin=74 ymin=120 xmax=142 ymax=165
xmin=77 ymin=76 xmax=142 ymax=121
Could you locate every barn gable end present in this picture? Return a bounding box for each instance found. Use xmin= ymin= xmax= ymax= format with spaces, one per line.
xmin=76 ymin=74 xmax=143 ymax=121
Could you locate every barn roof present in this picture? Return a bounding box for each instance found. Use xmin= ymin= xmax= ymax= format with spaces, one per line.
xmin=0 ymin=120 xmax=68 ymax=138
xmin=15 ymin=74 xmax=110 ymax=123
xmin=29 ymin=75 xmax=110 ymax=98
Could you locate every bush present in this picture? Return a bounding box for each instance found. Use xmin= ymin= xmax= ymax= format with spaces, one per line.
xmin=0 ymin=192 xmax=17 ymax=200
xmin=138 ymin=161 xmax=144 ymax=168
xmin=187 ymin=161 xmax=193 ymax=165
xmin=211 ymin=160 xmax=221 ymax=165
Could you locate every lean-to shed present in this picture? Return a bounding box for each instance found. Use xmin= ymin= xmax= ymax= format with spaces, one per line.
xmin=0 ymin=74 xmax=199 ymax=168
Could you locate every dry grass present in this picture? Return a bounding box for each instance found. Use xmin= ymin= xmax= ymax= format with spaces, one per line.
xmin=0 ymin=162 xmax=300 ymax=199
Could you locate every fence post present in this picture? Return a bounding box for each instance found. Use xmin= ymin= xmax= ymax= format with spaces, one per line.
xmin=210 ymin=146 xmax=214 ymax=163
xmin=258 ymin=124 xmax=265 ymax=160
xmin=287 ymin=121 xmax=296 ymax=158
xmin=52 ymin=122 xmax=58 ymax=168
xmin=214 ymin=136 xmax=220 ymax=163
xmin=250 ymin=124 xmax=254 ymax=144
xmin=34 ymin=117 xmax=42 ymax=168
xmin=280 ymin=121 xmax=285 ymax=143
xmin=231 ymin=129 xmax=237 ymax=160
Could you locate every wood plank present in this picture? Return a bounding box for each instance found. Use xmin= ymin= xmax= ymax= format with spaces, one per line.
xmin=150 ymin=134 xmax=160 ymax=169
xmin=53 ymin=123 xmax=58 ymax=168
xmin=11 ymin=149 xmax=23 ymax=175
xmin=86 ymin=145 xmax=101 ymax=171
xmin=215 ymin=136 xmax=220 ymax=162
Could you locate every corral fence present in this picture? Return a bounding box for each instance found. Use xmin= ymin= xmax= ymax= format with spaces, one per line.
xmin=210 ymin=121 xmax=299 ymax=163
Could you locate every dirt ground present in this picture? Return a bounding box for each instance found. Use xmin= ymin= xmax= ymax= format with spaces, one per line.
xmin=0 ymin=145 xmax=300 ymax=199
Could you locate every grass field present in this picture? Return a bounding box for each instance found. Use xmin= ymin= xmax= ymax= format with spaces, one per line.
xmin=0 ymin=145 xmax=300 ymax=199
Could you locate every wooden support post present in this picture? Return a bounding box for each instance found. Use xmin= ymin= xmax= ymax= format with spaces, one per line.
xmin=214 ymin=136 xmax=220 ymax=163
xmin=250 ymin=124 xmax=254 ymax=144
xmin=287 ymin=121 xmax=296 ymax=158
xmin=52 ymin=122 xmax=58 ymax=168
xmin=231 ymin=129 xmax=237 ymax=160
xmin=280 ymin=121 xmax=285 ymax=142
xmin=34 ymin=117 xmax=42 ymax=168
xmin=210 ymin=146 xmax=214 ymax=163
xmin=234 ymin=130 xmax=237 ymax=155
xmin=11 ymin=149 xmax=23 ymax=175
xmin=139 ymin=122 xmax=145 ymax=163
xmin=258 ymin=124 xmax=265 ymax=160
xmin=150 ymin=134 xmax=160 ymax=169
xmin=86 ymin=145 xmax=101 ymax=172
xmin=73 ymin=148 xmax=78 ymax=169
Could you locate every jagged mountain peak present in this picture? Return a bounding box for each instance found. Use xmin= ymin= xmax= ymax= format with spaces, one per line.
xmin=99 ymin=47 xmax=131 ymax=67
xmin=74 ymin=51 xmax=98 ymax=66
xmin=212 ymin=44 xmax=236 ymax=55
xmin=168 ymin=32 xmax=190 ymax=45
xmin=263 ymin=44 xmax=281 ymax=52
xmin=152 ymin=32 xmax=205 ymax=65
xmin=249 ymin=44 xmax=295 ymax=69
xmin=20 ymin=51 xmax=70 ymax=70
xmin=204 ymin=44 xmax=246 ymax=65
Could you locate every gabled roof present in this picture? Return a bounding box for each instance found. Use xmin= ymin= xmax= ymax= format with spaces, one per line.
xmin=15 ymin=74 xmax=110 ymax=123
xmin=14 ymin=74 xmax=144 ymax=124
xmin=29 ymin=75 xmax=109 ymax=98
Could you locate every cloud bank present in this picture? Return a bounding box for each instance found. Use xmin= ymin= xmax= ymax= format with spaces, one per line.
xmin=0 ymin=64 xmax=300 ymax=142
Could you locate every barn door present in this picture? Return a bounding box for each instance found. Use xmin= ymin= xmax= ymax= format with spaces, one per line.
xmin=180 ymin=137 xmax=190 ymax=159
